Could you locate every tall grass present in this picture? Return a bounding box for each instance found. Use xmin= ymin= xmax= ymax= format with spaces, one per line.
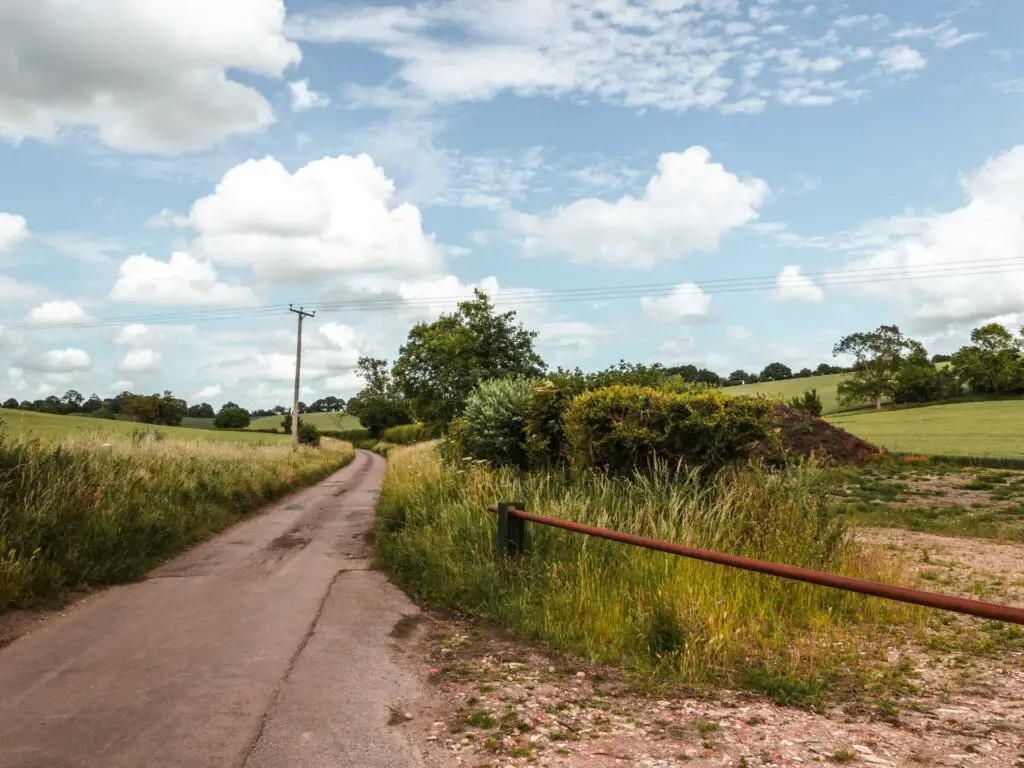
xmin=0 ymin=428 xmax=354 ymax=610
xmin=376 ymin=444 xmax=920 ymax=699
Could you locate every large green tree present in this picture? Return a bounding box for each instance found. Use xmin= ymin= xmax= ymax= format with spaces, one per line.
xmin=347 ymin=357 xmax=411 ymax=437
xmin=392 ymin=289 xmax=546 ymax=426
xmin=214 ymin=404 xmax=251 ymax=429
xmin=952 ymin=322 xmax=1023 ymax=395
xmin=834 ymin=325 xmax=919 ymax=410
xmin=122 ymin=392 xmax=186 ymax=425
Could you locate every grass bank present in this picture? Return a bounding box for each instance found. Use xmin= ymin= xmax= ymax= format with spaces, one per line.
xmin=376 ymin=444 xmax=922 ymax=705
xmin=0 ymin=427 xmax=354 ymax=611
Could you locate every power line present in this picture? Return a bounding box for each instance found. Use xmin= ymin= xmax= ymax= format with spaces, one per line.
xmin=2 ymin=256 xmax=1022 ymax=331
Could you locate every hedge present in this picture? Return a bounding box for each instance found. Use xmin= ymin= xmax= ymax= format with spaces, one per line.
xmin=380 ymin=423 xmax=440 ymax=445
xmin=563 ymin=386 xmax=778 ymax=475
xmin=320 ymin=428 xmax=372 ymax=443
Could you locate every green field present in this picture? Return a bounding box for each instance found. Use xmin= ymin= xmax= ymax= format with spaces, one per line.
xmin=247 ymin=412 xmax=361 ymax=432
xmin=724 ymin=373 xmax=850 ymax=414
xmin=0 ymin=409 xmax=289 ymax=444
xmin=829 ymin=401 xmax=1024 ymax=459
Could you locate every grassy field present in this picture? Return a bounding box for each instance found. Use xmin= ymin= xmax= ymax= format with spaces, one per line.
xmin=829 ymin=401 xmax=1024 ymax=459
xmin=247 ymin=412 xmax=361 ymax=432
xmin=0 ymin=423 xmax=355 ymax=610
xmin=376 ymin=443 xmax=920 ymax=704
xmin=723 ymin=373 xmax=849 ymax=414
xmin=0 ymin=408 xmax=289 ymax=444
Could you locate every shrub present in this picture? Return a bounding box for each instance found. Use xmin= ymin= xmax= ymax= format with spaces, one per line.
xmin=297 ymin=421 xmax=320 ymax=447
xmin=459 ymin=377 xmax=539 ymax=468
xmin=523 ymin=382 xmax=581 ymax=468
xmin=214 ymin=405 xmax=251 ymax=430
xmin=381 ymin=422 xmax=440 ymax=445
xmin=563 ymin=386 xmax=777 ymax=475
xmin=788 ymin=389 xmax=824 ymax=417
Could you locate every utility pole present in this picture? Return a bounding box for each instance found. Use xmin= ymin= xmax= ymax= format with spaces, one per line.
xmin=289 ymin=305 xmax=315 ymax=445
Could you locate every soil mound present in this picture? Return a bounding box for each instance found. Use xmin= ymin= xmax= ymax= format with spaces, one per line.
xmin=775 ymin=405 xmax=884 ymax=465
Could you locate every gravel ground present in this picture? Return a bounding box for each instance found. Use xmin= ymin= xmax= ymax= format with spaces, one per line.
xmin=408 ymin=529 xmax=1024 ymax=768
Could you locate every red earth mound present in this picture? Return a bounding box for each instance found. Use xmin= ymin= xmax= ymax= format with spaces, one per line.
xmin=775 ymin=405 xmax=885 ymax=465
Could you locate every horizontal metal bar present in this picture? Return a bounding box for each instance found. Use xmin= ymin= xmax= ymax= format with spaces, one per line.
xmin=487 ymin=504 xmax=1024 ymax=625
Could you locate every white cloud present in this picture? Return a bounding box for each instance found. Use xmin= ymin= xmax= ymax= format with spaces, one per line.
xmin=289 ymin=1 xmax=936 ymax=115
xmin=0 ymin=213 xmax=28 ymax=251
xmin=111 ymin=252 xmax=257 ymax=306
xmin=640 ymin=283 xmax=713 ymax=322
xmin=879 ymin=45 xmax=926 ymax=73
xmin=195 ymin=385 xmax=223 ymax=399
xmin=7 ymin=367 xmax=27 ymax=392
xmin=0 ymin=0 xmax=300 ymax=153
xmin=38 ymin=348 xmax=91 ymax=373
xmin=775 ymin=265 xmax=823 ymax=302
xmin=190 ymin=154 xmax=444 ymax=281
xmin=289 ymin=80 xmax=331 ymax=111
xmin=111 ymin=380 xmax=135 ymax=392
xmin=0 ymin=275 xmax=41 ymax=302
xmin=725 ymin=325 xmax=751 ymax=343
xmin=25 ymin=300 xmax=92 ymax=325
xmin=506 ymin=147 xmax=767 ymax=267
xmin=118 ymin=349 xmax=162 ymax=374
xmin=114 ymin=324 xmax=152 ymax=346
xmin=892 ymin=21 xmax=983 ymax=50
xmin=831 ymin=145 xmax=1024 ymax=325
xmin=145 ymin=209 xmax=191 ymax=229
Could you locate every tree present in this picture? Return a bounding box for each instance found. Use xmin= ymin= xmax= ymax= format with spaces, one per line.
xmin=81 ymin=394 xmax=103 ymax=414
xmin=2 ymin=398 xmax=18 ymax=409
xmin=796 ymin=367 xmax=813 ymax=378
xmin=307 ymin=396 xmax=345 ymax=413
xmin=188 ymin=402 xmax=216 ymax=419
xmin=214 ymin=404 xmax=251 ymax=429
xmin=931 ymin=353 xmax=953 ymax=364
xmin=61 ymin=390 xmax=84 ymax=412
xmin=952 ymin=322 xmax=1023 ymax=395
xmin=122 ymin=392 xmax=186 ymax=425
xmin=392 ymin=289 xmax=546 ymax=426
xmin=726 ymin=369 xmax=755 ymax=386
xmin=891 ymin=346 xmax=958 ymax=404
xmin=347 ymin=357 xmax=411 ymax=437
xmin=760 ymin=362 xmax=793 ymax=382
xmin=834 ymin=325 xmax=919 ymax=410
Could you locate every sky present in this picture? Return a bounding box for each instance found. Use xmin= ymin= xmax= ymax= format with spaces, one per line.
xmin=1 ymin=0 xmax=1023 ymax=409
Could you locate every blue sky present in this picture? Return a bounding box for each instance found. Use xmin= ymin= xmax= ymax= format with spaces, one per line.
xmin=1 ymin=0 xmax=1022 ymax=408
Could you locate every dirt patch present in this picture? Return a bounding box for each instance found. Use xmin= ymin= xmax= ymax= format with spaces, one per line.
xmin=776 ymin=405 xmax=884 ymax=465
xmin=267 ymin=532 xmax=310 ymax=551
xmin=894 ymin=472 xmax=1024 ymax=510
xmin=387 ymin=706 xmax=407 ymax=726
xmin=390 ymin=613 xmax=424 ymax=640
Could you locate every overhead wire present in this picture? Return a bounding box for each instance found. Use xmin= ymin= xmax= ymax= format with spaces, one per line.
xmin=2 ymin=256 xmax=1022 ymax=331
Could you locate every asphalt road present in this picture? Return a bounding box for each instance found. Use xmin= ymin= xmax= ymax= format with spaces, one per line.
xmin=0 ymin=450 xmax=439 ymax=768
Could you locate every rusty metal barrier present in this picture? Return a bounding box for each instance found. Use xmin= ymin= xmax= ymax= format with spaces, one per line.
xmin=487 ymin=503 xmax=1024 ymax=626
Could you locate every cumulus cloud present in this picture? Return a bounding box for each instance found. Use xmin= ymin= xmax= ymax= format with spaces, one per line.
xmin=111 ymin=252 xmax=257 ymax=306
xmin=190 ymin=154 xmax=444 ymax=281
xmin=640 ymin=284 xmax=713 ymax=322
xmin=195 ymin=385 xmax=223 ymax=399
xmin=879 ymin=45 xmax=927 ymax=73
xmin=114 ymin=324 xmax=152 ymax=346
xmin=36 ymin=348 xmax=91 ymax=373
xmin=289 ymin=80 xmax=330 ymax=111
xmin=831 ymin=146 xmax=1024 ymax=325
xmin=25 ymin=300 xmax=92 ymax=324
xmin=776 ymin=266 xmax=824 ymax=302
xmin=118 ymin=349 xmax=162 ymax=374
xmin=506 ymin=147 xmax=768 ymax=267
xmin=0 ymin=275 xmax=41 ymax=302
xmin=289 ymin=0 xmax=939 ymax=114
xmin=0 ymin=0 xmax=300 ymax=153
xmin=0 ymin=212 xmax=29 ymax=251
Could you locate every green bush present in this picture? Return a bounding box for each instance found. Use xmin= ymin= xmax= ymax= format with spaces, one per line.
xmin=563 ymin=386 xmax=777 ymax=475
xmin=457 ymin=377 xmax=539 ymax=468
xmin=788 ymin=389 xmax=824 ymax=417
xmin=320 ymin=428 xmax=372 ymax=443
xmin=523 ymin=382 xmax=581 ymax=468
xmin=297 ymin=422 xmax=320 ymax=447
xmin=380 ymin=422 xmax=440 ymax=445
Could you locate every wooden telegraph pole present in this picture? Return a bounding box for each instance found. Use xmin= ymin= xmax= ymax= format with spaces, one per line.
xmin=289 ymin=305 xmax=315 ymax=444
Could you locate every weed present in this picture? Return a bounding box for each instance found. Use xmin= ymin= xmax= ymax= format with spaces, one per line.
xmin=829 ymin=746 xmax=856 ymax=763
xmin=460 ymin=711 xmax=495 ymax=729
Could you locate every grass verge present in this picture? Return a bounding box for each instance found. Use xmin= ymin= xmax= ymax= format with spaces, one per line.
xmin=0 ymin=427 xmax=355 ymax=611
xmin=375 ymin=444 xmax=923 ymax=706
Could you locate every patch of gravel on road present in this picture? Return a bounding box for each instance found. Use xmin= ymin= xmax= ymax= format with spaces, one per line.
xmin=410 ymin=530 xmax=1024 ymax=767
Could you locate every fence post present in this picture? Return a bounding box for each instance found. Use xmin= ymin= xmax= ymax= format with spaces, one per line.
xmin=496 ymin=502 xmax=528 ymax=560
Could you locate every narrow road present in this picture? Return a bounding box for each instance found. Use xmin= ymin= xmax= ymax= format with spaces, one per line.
xmin=0 ymin=451 xmax=440 ymax=768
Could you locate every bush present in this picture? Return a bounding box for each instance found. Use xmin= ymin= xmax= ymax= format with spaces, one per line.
xmin=214 ymin=406 xmax=251 ymax=430
xmin=297 ymin=422 xmax=320 ymax=447
xmin=458 ymin=377 xmax=539 ymax=468
xmin=563 ymin=386 xmax=777 ymax=475
xmin=788 ymin=389 xmax=824 ymax=417
xmin=381 ymin=422 xmax=439 ymax=445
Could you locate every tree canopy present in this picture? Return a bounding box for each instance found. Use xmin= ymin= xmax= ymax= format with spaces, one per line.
xmin=834 ymin=325 xmax=919 ymax=410
xmin=391 ymin=289 xmax=545 ymax=426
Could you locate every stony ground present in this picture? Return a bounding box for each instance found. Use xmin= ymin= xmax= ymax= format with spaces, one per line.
xmin=402 ymin=528 xmax=1024 ymax=768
